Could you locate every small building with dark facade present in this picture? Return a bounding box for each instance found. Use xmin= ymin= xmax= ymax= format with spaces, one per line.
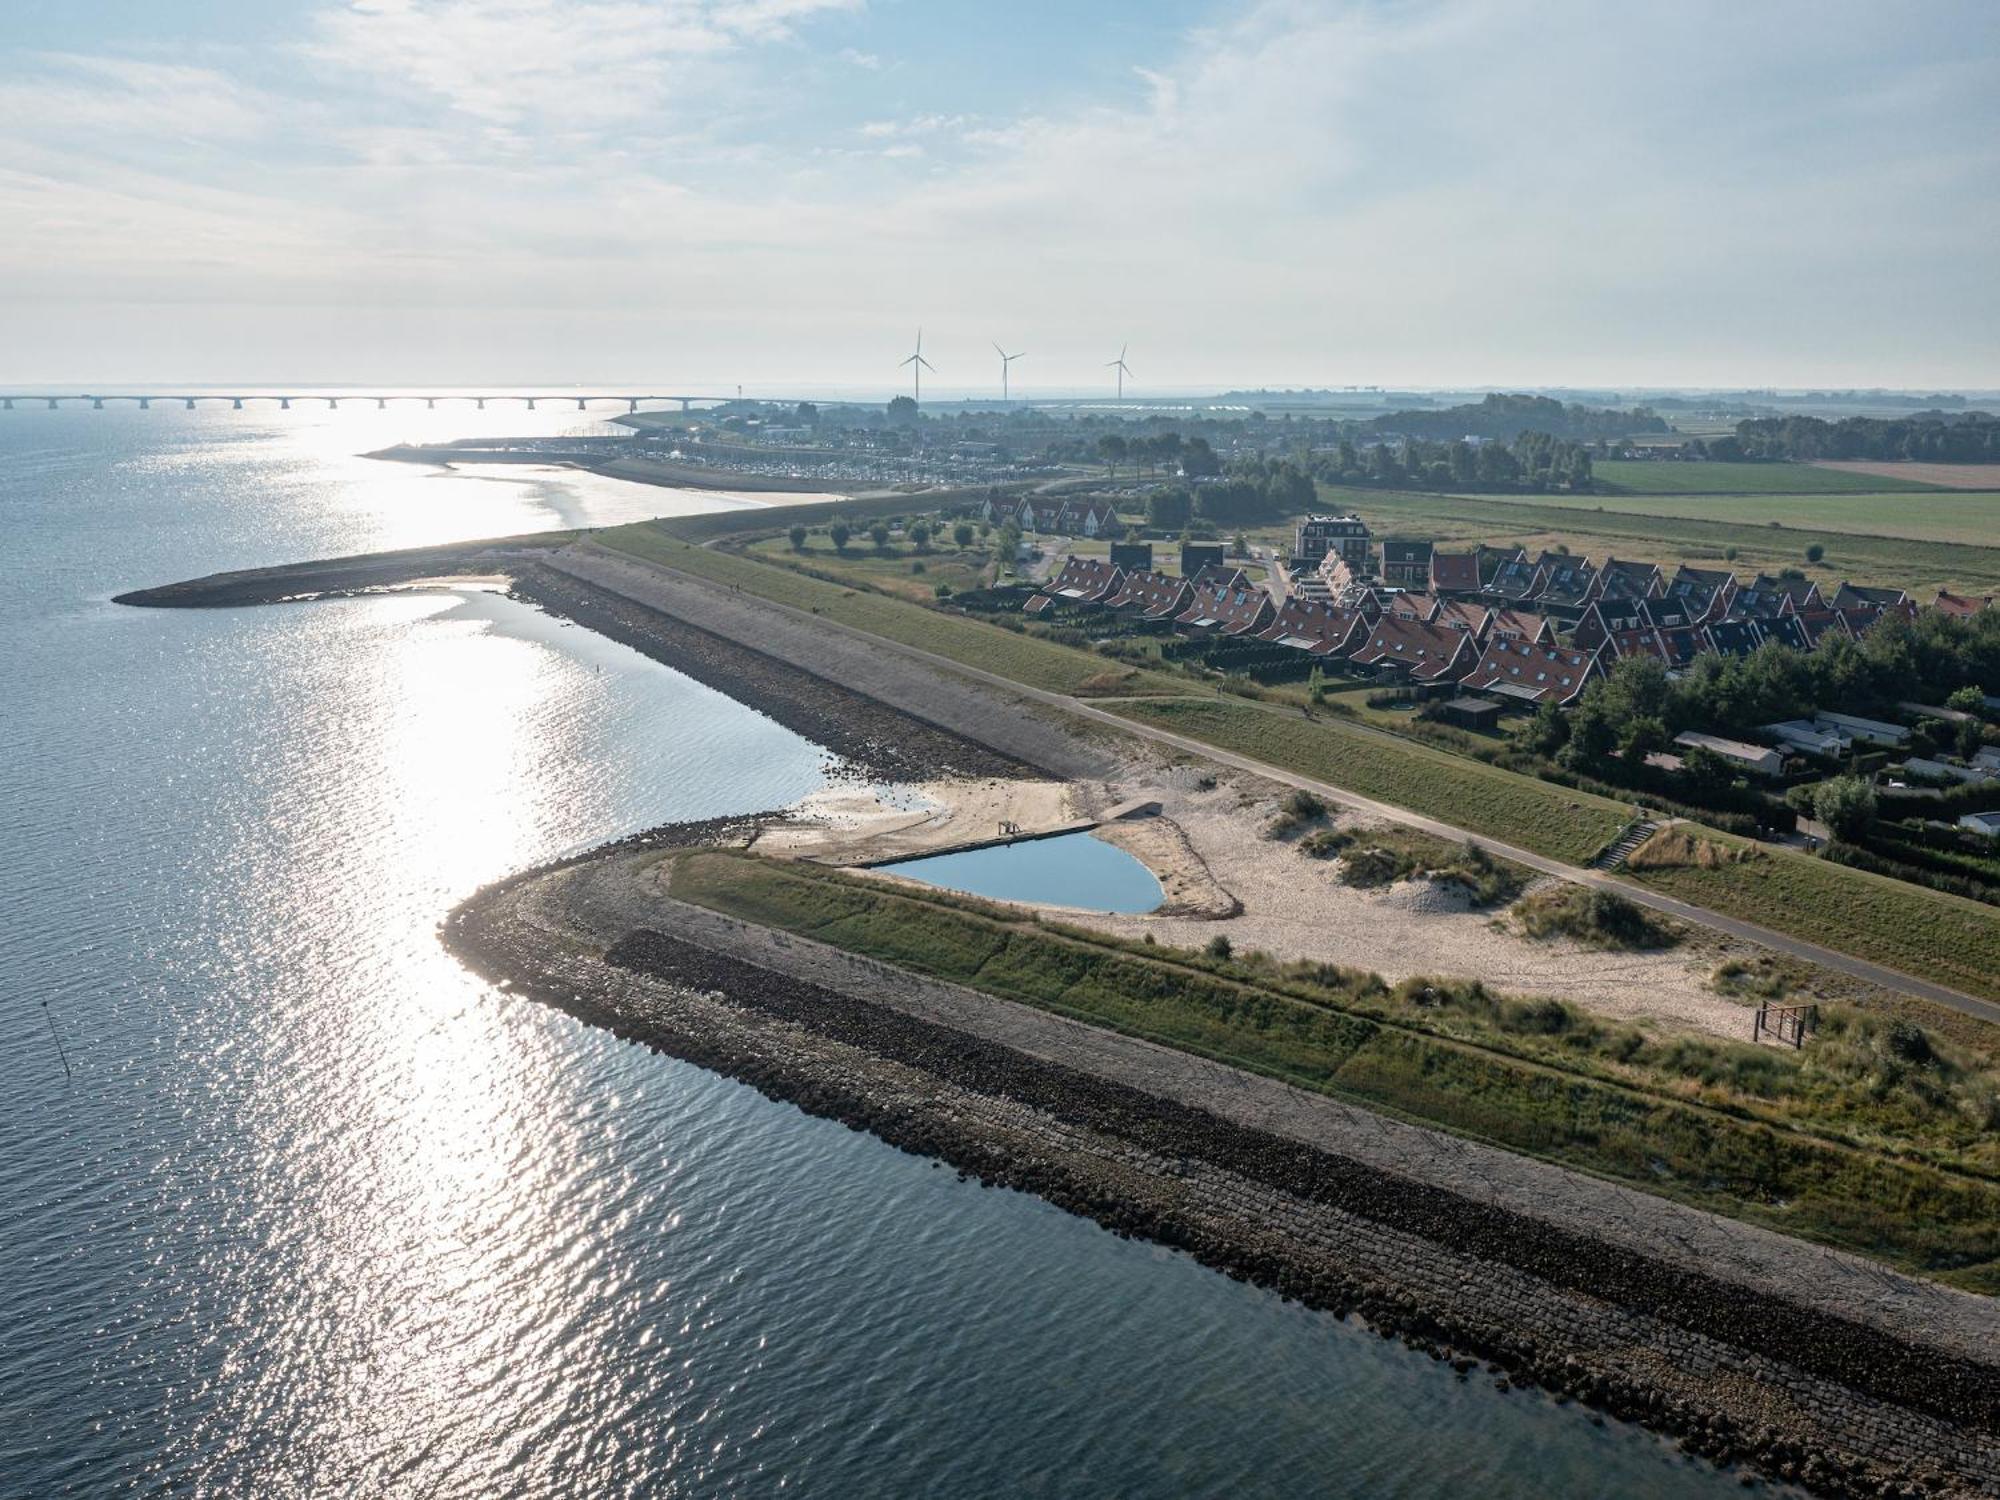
xmin=1180 ymin=540 xmax=1226 ymax=577
xmin=1109 ymin=540 xmax=1153 ymax=572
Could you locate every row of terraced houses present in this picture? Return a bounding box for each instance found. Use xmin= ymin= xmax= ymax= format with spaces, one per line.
xmin=1023 ymin=531 xmax=1992 ymax=712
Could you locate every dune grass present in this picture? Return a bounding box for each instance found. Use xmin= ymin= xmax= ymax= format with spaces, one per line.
xmin=669 ymin=849 xmax=2000 ymax=1288
xmin=1107 ymin=697 xmax=1632 ymax=864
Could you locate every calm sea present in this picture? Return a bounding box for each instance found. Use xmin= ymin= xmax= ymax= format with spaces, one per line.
xmin=0 ymin=405 xmax=1759 ymax=1497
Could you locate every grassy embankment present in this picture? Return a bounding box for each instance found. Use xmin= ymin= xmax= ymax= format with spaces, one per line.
xmin=596 ymin=520 xmax=2000 ymax=1006
xmin=597 ymin=520 xmax=1188 ymax=697
xmin=669 ymin=849 xmax=2000 ymax=1289
xmin=745 ymin=531 xmax=996 ymax=604
xmin=1589 ymin=460 xmax=1944 ymax=495
xmin=1621 ymin=827 xmax=2000 ymax=1015
xmin=1316 ymin=485 xmax=2000 ymax=596
xmin=1112 ymin=697 xmax=1630 ymax=865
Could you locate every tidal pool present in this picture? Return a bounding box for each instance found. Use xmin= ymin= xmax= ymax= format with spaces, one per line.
xmin=878 ymin=829 xmax=1164 ymax=912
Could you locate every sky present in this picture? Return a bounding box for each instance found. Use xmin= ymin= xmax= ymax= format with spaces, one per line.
xmin=3 ymin=0 xmax=1997 ymax=393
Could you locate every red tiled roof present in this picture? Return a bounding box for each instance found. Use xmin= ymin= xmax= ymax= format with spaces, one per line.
xmin=1350 ymin=615 xmax=1478 ymax=681
xmin=1429 ymin=550 xmax=1481 ymax=593
xmin=1462 ymin=637 xmax=1602 ymax=706
xmin=1255 ymin=598 xmax=1369 ymax=656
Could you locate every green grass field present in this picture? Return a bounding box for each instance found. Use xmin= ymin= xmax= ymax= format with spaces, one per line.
xmin=1472 ymin=485 xmax=2000 ymax=549
xmin=1590 ymin=460 xmax=1941 ymax=495
xmin=1330 ymin=485 xmax=2000 ymax=594
xmin=670 ymin=850 xmax=2000 ymax=1287
xmin=1623 ymin=836 xmax=2000 ymax=1007
xmin=1105 ymin=698 xmax=1632 ymax=864
xmin=745 ymin=533 xmax=997 ymax=603
xmin=598 ymin=520 xmax=1190 ymax=697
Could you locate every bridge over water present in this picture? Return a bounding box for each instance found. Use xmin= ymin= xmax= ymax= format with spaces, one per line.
xmin=0 ymin=393 xmax=759 ymax=413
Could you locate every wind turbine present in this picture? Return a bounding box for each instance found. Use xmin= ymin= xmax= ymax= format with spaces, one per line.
xmin=900 ymin=329 xmax=936 ymax=406
xmin=1105 ymin=344 xmax=1133 ymax=403
xmin=993 ymin=343 xmax=1025 ymax=403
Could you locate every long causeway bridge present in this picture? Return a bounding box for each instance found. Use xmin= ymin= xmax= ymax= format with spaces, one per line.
xmin=0 ymin=392 xmax=750 ymax=413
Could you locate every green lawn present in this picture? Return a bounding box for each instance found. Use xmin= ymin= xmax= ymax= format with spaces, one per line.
xmin=1471 ymin=485 xmax=2000 ymax=549
xmin=1590 ymin=460 xmax=1941 ymax=495
xmin=1106 ymin=697 xmax=1632 ymax=864
xmin=746 ymin=534 xmax=997 ymax=603
xmin=669 ymin=850 xmax=2000 ymax=1287
xmin=1328 ymin=485 xmax=2000 ymax=594
xmin=597 ymin=520 xmax=1190 ymax=697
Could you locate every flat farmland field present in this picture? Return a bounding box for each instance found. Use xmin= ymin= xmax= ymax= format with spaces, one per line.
xmin=1327 ymin=486 xmax=2000 ymax=594
xmin=1464 ymin=487 xmax=2000 ymax=547
xmin=1810 ymin=461 xmax=2000 ymax=490
xmin=1591 ymin=460 xmax=1940 ymax=495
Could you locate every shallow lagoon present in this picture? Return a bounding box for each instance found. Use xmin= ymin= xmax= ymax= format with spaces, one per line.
xmin=878 ymin=829 xmax=1165 ymax=912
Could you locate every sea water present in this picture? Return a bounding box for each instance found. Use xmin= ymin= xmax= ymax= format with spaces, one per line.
xmin=0 ymin=404 xmax=1764 ymax=1497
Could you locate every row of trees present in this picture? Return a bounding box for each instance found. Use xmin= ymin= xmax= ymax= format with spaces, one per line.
xmin=1141 ymin=459 xmax=1317 ymax=529
xmin=1311 ymin=432 xmax=1594 ymax=492
xmin=1086 ymin=432 xmax=1223 ymax=480
xmin=1367 ymin=393 xmax=1669 ymax=443
xmin=1723 ymin=411 xmax=1999 ymax=462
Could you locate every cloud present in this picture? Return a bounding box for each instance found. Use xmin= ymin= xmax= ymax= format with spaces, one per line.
xmin=0 ymin=54 xmax=271 ymax=140
xmin=1 ymin=0 xmax=1996 ymax=388
xmin=305 ymin=0 xmax=860 ymax=133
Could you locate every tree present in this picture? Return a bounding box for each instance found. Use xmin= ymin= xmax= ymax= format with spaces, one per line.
xmin=887 ymin=395 xmax=918 ymax=427
xmin=1097 ymin=433 xmax=1128 ymax=478
xmin=1181 ymin=437 xmax=1222 ymax=478
xmin=1679 ymin=744 xmax=1734 ymax=796
xmin=829 ymin=521 xmax=851 ymax=553
xmin=1146 ymin=486 xmax=1193 ymax=529
xmin=1620 ymin=715 xmax=1667 ymax=763
xmin=909 ymin=521 xmax=930 ymax=551
xmin=794 ymin=401 xmax=819 ymax=426
xmin=1947 ymin=685 xmax=1986 ymax=715
xmin=787 ymin=524 xmax=808 ymax=551
xmin=869 ymin=521 xmax=891 ymax=552
xmin=1805 ymin=542 xmax=1826 ymax=564
xmin=1812 ymin=775 xmax=1877 ymax=841
xmin=953 ymin=521 xmax=975 ymax=549
xmin=1559 ymin=702 xmax=1617 ymax=773
xmin=1522 ymin=700 xmax=1570 ymax=757
xmin=1956 ymin=716 xmax=1985 ymax=762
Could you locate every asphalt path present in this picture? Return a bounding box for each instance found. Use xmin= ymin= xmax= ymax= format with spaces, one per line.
xmin=589 ymin=540 xmax=2000 ymax=1027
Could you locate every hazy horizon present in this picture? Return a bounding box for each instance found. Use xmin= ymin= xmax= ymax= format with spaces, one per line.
xmin=5 ymin=0 xmax=1997 ymax=390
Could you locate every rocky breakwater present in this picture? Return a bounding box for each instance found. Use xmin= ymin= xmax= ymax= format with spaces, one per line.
xmin=444 ymin=827 xmax=2000 ymax=1500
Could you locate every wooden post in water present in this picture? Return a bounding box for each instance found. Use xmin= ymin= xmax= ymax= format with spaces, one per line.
xmin=43 ymin=1001 xmax=72 ymax=1080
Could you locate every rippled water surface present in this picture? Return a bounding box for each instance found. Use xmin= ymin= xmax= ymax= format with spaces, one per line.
xmin=2 ymin=407 xmax=1757 ymax=1497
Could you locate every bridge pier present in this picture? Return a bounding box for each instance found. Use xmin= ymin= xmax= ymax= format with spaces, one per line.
xmin=427 ymin=398 xmax=436 ymax=409
xmin=327 ymin=398 xmax=338 ymax=408
xmin=280 ymin=398 xmax=290 ymax=410
xmin=2 ymin=398 xmax=12 ymax=410
xmin=476 ymin=398 xmax=486 ymax=410
xmin=93 ymin=397 xmax=105 ymax=409
xmin=526 ymin=397 xmax=537 ymax=410
xmin=232 ymin=398 xmax=244 ymax=410
xmin=679 ymin=398 xmax=692 ymax=412
xmin=577 ymin=397 xmax=587 ymax=410
xmin=185 ymin=398 xmax=196 ymax=409
xmin=48 ymin=398 xmax=58 ymax=409
xmin=377 ymin=398 xmax=387 ymax=409
xmin=629 ymin=398 xmax=640 ymax=413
